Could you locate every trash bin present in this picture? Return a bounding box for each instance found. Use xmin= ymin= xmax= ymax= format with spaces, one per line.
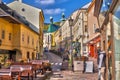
xmin=61 ymin=61 xmax=69 ymax=70
xmin=73 ymin=61 xmax=84 ymax=72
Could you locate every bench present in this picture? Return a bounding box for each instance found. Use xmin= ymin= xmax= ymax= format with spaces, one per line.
xmin=10 ymin=63 xmax=33 ymax=80
xmin=0 ymin=69 xmax=12 ymax=80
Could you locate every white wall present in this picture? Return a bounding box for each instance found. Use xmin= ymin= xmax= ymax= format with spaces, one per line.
xmin=8 ymin=1 xmax=41 ymax=29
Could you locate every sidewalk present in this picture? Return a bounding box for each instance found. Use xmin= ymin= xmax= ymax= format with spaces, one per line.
xmin=50 ymin=70 xmax=98 ymax=80
xmin=50 ymin=57 xmax=98 ymax=80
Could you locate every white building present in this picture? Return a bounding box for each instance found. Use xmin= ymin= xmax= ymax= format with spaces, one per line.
xmin=7 ymin=0 xmax=42 ymax=29
xmin=60 ymin=2 xmax=91 ymax=55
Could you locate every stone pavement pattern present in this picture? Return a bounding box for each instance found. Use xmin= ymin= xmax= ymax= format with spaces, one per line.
xmin=50 ymin=57 xmax=98 ymax=80
xmin=50 ymin=70 xmax=98 ymax=80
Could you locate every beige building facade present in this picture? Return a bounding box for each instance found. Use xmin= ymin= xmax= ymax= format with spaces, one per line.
xmin=87 ymin=0 xmax=100 ymax=58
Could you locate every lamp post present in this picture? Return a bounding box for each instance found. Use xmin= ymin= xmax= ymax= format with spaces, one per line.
xmin=68 ymin=17 xmax=73 ymax=71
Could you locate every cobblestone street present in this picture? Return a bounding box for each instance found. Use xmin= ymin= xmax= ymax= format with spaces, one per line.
xmin=44 ymin=52 xmax=98 ymax=80
xmin=50 ymin=71 xmax=98 ymax=80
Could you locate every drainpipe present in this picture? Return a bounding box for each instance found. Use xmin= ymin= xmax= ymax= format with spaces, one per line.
xmin=81 ymin=12 xmax=84 ymax=56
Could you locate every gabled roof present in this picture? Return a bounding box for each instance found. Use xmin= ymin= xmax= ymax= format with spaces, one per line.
xmin=8 ymin=1 xmax=41 ymax=11
xmin=7 ymin=1 xmax=44 ymax=29
xmin=82 ymin=2 xmax=91 ymax=9
xmin=0 ymin=2 xmax=39 ymax=34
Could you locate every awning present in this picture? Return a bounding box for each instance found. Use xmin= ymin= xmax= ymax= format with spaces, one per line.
xmin=86 ymin=34 xmax=100 ymax=45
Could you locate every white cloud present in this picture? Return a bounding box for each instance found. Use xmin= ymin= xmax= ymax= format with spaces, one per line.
xmin=35 ymin=0 xmax=55 ymax=5
xmin=44 ymin=8 xmax=65 ymax=15
xmin=35 ymin=0 xmax=68 ymax=5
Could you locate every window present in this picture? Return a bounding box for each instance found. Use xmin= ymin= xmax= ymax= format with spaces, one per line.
xmin=32 ymin=52 xmax=34 ymax=60
xmin=9 ymin=33 xmax=11 ymax=40
xmin=27 ymin=52 xmax=30 ymax=59
xmin=21 ymin=8 xmax=25 ymax=12
xmin=2 ymin=30 xmax=5 ymax=39
xmin=85 ymin=25 xmax=88 ymax=32
xmin=32 ymin=38 xmax=34 ymax=45
xmin=22 ymin=34 xmax=24 ymax=42
xmin=100 ymin=0 xmax=112 ymax=15
xmin=93 ymin=24 xmax=96 ymax=33
xmin=27 ymin=36 xmax=29 ymax=44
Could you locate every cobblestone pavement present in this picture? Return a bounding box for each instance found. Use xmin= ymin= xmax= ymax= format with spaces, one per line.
xmin=49 ymin=57 xmax=98 ymax=80
xmin=42 ymin=52 xmax=98 ymax=80
xmin=50 ymin=70 xmax=98 ymax=80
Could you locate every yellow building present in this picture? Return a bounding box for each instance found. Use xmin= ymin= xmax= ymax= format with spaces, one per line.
xmin=7 ymin=0 xmax=44 ymax=58
xmin=0 ymin=3 xmax=44 ymax=62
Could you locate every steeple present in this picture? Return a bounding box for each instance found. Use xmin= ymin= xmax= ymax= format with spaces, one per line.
xmin=50 ymin=16 xmax=53 ymax=24
xmin=61 ymin=13 xmax=66 ymax=21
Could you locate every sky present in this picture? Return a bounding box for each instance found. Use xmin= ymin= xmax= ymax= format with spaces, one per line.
xmin=2 ymin=0 xmax=91 ymax=23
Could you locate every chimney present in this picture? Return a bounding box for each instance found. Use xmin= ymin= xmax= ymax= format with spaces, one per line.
xmin=15 ymin=0 xmax=22 ymax=3
xmin=19 ymin=0 xmax=22 ymax=3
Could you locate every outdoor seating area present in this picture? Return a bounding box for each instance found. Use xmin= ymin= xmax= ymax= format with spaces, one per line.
xmin=0 ymin=60 xmax=51 ymax=80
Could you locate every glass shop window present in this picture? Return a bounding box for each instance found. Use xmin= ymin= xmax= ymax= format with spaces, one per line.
xmin=100 ymin=0 xmax=112 ymax=16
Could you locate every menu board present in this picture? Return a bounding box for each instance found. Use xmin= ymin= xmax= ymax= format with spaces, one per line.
xmin=84 ymin=61 xmax=93 ymax=73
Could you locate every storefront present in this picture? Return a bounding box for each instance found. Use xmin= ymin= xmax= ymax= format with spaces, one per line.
xmin=87 ymin=36 xmax=101 ymax=58
xmin=112 ymin=0 xmax=120 ymax=79
xmin=0 ymin=49 xmax=16 ymax=64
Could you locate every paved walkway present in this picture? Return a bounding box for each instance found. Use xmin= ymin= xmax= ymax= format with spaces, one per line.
xmin=50 ymin=57 xmax=98 ymax=80
xmin=42 ymin=52 xmax=99 ymax=80
xmin=50 ymin=70 xmax=98 ymax=80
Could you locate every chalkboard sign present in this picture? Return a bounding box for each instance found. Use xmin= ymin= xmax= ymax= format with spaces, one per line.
xmin=84 ymin=61 xmax=93 ymax=73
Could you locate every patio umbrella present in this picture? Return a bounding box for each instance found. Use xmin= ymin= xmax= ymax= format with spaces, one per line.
xmin=47 ymin=23 xmax=60 ymax=33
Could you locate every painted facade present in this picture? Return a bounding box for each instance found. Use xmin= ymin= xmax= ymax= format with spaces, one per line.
xmin=7 ymin=0 xmax=44 ymax=56
xmin=0 ymin=3 xmax=41 ymax=63
xmin=87 ymin=0 xmax=100 ymax=58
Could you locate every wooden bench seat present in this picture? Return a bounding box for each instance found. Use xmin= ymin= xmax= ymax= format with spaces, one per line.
xmin=10 ymin=63 xmax=33 ymax=80
xmin=0 ymin=69 xmax=12 ymax=80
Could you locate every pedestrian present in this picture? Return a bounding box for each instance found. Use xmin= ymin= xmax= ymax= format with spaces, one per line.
xmin=73 ymin=38 xmax=81 ymax=57
xmin=97 ymin=48 xmax=106 ymax=80
xmin=62 ymin=49 xmax=69 ymax=61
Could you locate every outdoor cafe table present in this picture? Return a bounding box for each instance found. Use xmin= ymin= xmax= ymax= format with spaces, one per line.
xmin=10 ymin=64 xmax=33 ymax=80
xmin=30 ymin=60 xmax=50 ymax=78
xmin=0 ymin=69 xmax=12 ymax=80
xmin=0 ymin=67 xmax=25 ymax=80
xmin=31 ymin=60 xmax=43 ymax=78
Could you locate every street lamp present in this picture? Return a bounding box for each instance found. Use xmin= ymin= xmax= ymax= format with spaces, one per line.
xmin=68 ymin=17 xmax=73 ymax=71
